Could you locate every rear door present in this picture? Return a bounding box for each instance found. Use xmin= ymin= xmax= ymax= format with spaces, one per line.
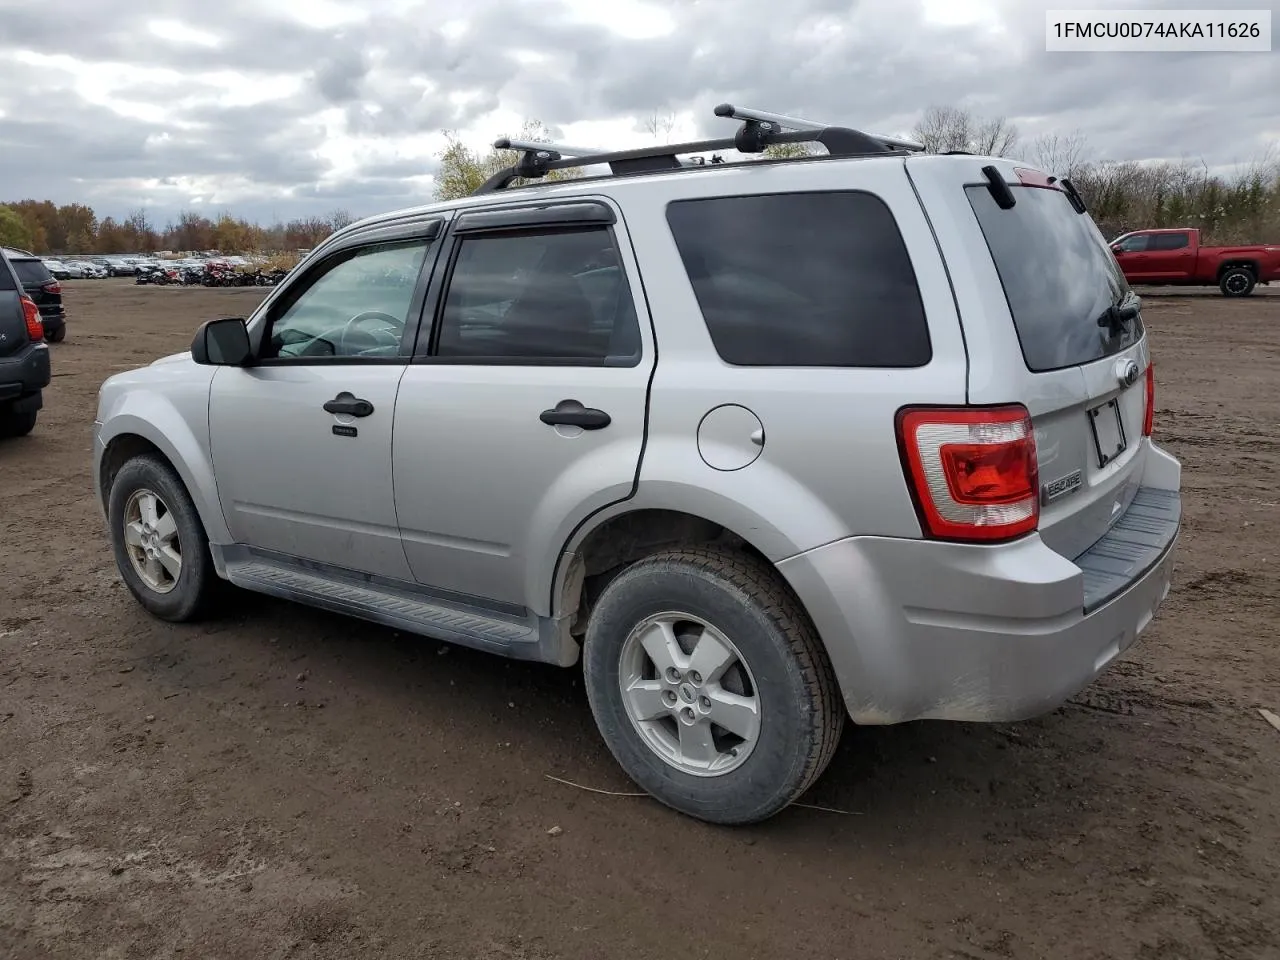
xmin=392 ymin=198 xmax=653 ymax=611
xmin=908 ymin=158 xmax=1150 ymax=561
xmin=1145 ymin=231 xmax=1194 ymax=280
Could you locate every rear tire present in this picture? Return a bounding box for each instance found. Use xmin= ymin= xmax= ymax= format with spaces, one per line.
xmin=1220 ymin=267 xmax=1256 ymax=297
xmin=107 ymin=455 xmax=218 ymax=622
xmin=0 ymin=406 xmax=37 ymax=439
xmin=582 ymin=546 xmax=844 ymax=825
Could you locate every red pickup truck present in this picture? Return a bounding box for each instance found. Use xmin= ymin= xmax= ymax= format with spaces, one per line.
xmin=1109 ymin=227 xmax=1280 ymax=297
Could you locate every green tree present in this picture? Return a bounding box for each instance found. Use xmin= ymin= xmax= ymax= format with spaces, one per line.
xmin=433 ymin=120 xmax=583 ymax=201
xmin=0 ymin=205 xmax=34 ymax=249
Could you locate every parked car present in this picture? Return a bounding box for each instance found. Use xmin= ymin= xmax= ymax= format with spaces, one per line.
xmin=1 ymin=247 xmax=67 ymax=342
xmin=42 ymin=259 xmax=72 ymax=280
xmin=0 ymin=246 xmax=51 ymax=437
xmin=92 ymin=109 xmax=1181 ymax=825
xmin=1110 ymin=227 xmax=1280 ymax=296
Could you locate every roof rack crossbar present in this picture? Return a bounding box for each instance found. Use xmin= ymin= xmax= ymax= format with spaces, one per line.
xmin=472 ymin=100 xmax=925 ymax=194
xmin=714 ymin=103 xmax=925 ymax=152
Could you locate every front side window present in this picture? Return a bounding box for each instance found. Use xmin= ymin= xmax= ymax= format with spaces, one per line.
xmin=1115 ymin=234 xmax=1150 ymax=252
xmin=433 ymin=226 xmax=640 ymax=364
xmin=263 ymin=239 xmax=431 ymax=360
xmin=665 ymin=191 xmax=932 ymax=368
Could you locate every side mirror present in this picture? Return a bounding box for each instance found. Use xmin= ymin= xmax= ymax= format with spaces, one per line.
xmin=191 ymin=317 xmax=253 ymax=366
xmin=1111 ymin=245 xmax=1125 ymax=255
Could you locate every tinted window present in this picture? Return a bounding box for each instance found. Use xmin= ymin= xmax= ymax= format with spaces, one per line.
xmin=264 ymin=239 xmax=430 ymax=360
xmin=665 ymin=192 xmax=930 ymax=367
xmin=1114 ymin=234 xmax=1149 ymax=252
xmin=434 ymin=227 xmax=639 ymax=364
xmin=0 ymin=258 xmax=15 ymax=291
xmin=11 ymin=259 xmax=52 ymax=287
xmin=967 ymin=185 xmax=1140 ymax=373
xmin=1150 ymin=232 xmax=1190 ymax=251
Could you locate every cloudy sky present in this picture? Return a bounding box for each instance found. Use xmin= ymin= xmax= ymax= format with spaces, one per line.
xmin=0 ymin=0 xmax=1275 ymax=226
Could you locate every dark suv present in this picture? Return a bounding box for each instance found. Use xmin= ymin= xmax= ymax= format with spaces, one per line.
xmin=1 ymin=247 xmax=67 ymax=342
xmin=0 ymin=247 xmax=51 ymax=437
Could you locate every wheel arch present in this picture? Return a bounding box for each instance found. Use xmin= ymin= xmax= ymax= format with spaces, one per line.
xmin=97 ymin=412 xmax=228 ymax=544
xmin=548 ymin=500 xmax=811 ymax=640
xmin=1217 ymin=259 xmax=1259 ymax=278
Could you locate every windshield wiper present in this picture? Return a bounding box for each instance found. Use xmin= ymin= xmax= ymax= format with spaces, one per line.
xmin=1096 ymin=296 xmax=1141 ymax=336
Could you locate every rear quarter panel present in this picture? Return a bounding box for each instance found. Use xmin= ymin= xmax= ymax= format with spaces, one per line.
xmin=561 ymin=158 xmax=969 ymax=565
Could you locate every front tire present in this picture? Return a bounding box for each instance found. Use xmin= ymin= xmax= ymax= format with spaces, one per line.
xmin=107 ymin=455 xmax=217 ymax=622
xmin=1220 ymin=267 xmax=1256 ymax=297
xmin=582 ymin=546 xmax=844 ymax=825
xmin=46 ymin=326 xmax=66 ymax=343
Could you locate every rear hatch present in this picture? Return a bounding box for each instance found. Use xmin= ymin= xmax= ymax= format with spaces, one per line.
xmin=9 ymin=257 xmax=64 ymax=320
xmin=0 ymin=257 xmax=32 ymax=359
xmin=947 ymin=163 xmax=1151 ymax=561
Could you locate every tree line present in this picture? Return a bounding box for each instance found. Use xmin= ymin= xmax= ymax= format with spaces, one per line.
xmin=0 ymin=202 xmax=356 ymax=256
xmin=5 ymin=105 xmax=1277 ymax=255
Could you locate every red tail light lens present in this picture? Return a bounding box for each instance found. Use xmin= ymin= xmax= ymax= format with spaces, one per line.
xmin=42 ymin=280 xmax=61 ymax=295
xmin=21 ymin=295 xmax=43 ymax=341
xmin=897 ymin=405 xmax=1039 ymax=542
xmin=1143 ymin=363 xmax=1155 ymax=437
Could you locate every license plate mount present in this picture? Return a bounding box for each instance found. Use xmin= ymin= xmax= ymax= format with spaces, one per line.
xmin=1088 ymin=398 xmax=1127 ymax=468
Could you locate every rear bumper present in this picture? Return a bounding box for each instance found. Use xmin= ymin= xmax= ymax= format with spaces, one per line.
xmin=0 ymin=343 xmax=52 ymax=400
xmin=779 ymin=444 xmax=1182 ymax=725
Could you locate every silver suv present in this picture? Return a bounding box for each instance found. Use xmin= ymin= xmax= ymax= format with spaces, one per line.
xmin=93 ymin=105 xmax=1182 ymax=825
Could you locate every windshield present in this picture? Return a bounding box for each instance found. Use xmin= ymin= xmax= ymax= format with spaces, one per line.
xmin=966 ymin=184 xmax=1141 ymax=373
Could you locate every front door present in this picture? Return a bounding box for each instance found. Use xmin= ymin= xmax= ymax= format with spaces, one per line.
xmin=209 ymin=230 xmax=440 ymax=579
xmin=392 ymin=202 xmax=654 ymax=610
xmin=1112 ymin=233 xmax=1152 ymax=281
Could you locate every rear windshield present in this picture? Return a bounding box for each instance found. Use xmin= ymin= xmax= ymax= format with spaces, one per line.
xmin=11 ymin=259 xmax=53 ymax=287
xmin=966 ymin=184 xmax=1141 ymax=373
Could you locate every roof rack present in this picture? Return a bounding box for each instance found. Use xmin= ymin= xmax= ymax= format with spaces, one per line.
xmin=474 ymin=102 xmax=925 ymax=194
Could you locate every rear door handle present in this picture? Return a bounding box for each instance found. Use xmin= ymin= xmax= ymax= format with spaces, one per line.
xmin=540 ymin=406 xmax=611 ymax=430
xmin=323 ymin=392 xmax=375 ymax=417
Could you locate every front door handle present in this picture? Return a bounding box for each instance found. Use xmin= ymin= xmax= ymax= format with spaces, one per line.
xmin=323 ymin=392 xmax=375 ymax=417
xmin=540 ymin=405 xmax=611 ymax=430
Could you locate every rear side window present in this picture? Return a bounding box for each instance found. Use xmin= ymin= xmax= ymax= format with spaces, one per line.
xmin=966 ymin=185 xmax=1139 ymax=373
xmin=11 ymin=259 xmax=52 ymax=287
xmin=665 ymin=191 xmax=931 ymax=367
xmin=0 ymin=259 xmax=15 ymax=291
xmin=1150 ymin=232 xmax=1190 ymax=251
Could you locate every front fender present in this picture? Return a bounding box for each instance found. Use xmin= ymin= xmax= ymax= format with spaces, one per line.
xmin=96 ymin=376 xmax=228 ymax=544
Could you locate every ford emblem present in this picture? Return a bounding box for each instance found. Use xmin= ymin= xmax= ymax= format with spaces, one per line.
xmin=1116 ymin=358 xmax=1140 ymax=388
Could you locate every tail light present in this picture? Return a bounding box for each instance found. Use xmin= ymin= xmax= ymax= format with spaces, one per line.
xmin=20 ymin=295 xmax=44 ymax=341
xmin=42 ymin=280 xmax=61 ymax=295
xmin=897 ymin=405 xmax=1039 ymax=542
xmin=1143 ymin=362 xmax=1155 ymax=437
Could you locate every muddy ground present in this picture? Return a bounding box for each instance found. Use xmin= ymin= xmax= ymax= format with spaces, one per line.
xmin=1 ymin=280 xmax=1278 ymax=960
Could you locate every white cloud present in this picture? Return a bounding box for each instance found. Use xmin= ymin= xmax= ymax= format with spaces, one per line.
xmin=0 ymin=0 xmax=1274 ymax=225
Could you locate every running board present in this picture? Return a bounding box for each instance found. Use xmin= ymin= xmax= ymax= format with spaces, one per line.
xmin=212 ymin=545 xmax=578 ymax=666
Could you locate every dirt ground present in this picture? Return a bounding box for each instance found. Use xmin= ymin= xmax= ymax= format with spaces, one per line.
xmin=1 ymin=280 xmax=1278 ymax=960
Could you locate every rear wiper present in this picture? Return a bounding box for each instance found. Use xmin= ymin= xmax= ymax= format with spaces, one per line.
xmin=1096 ymin=297 xmax=1141 ymax=335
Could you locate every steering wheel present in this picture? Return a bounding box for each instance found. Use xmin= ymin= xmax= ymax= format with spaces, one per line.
xmin=337 ymin=311 xmax=404 ymax=356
